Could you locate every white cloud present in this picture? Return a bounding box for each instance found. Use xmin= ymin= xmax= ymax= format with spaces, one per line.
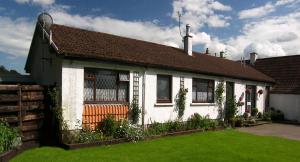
xmin=225 ymin=11 xmax=300 ymax=59
xmin=172 ymin=0 xmax=232 ymax=30
xmin=15 ymin=0 xmax=55 ymax=6
xmin=238 ymin=0 xmax=298 ymax=19
xmin=0 ymin=16 xmax=34 ymax=57
xmin=238 ymin=2 xmax=275 ymax=19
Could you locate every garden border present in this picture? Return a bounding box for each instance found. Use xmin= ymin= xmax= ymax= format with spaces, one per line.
xmin=0 ymin=141 xmax=40 ymax=162
xmin=61 ymin=126 xmax=224 ymax=150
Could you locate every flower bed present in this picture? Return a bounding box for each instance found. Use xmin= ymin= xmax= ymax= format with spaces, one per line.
xmin=61 ymin=126 xmax=224 ymax=150
xmin=60 ymin=113 xmax=224 ymax=150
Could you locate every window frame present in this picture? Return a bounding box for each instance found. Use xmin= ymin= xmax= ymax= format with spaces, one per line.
xmin=156 ymin=74 xmax=172 ymax=103
xmin=192 ymin=78 xmax=215 ymax=103
xmin=84 ymin=68 xmax=130 ymax=104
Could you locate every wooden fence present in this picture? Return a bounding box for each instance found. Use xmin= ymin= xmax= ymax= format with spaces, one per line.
xmin=0 ymin=84 xmax=45 ymax=143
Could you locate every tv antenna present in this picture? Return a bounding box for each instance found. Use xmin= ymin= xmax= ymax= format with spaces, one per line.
xmin=177 ymin=11 xmax=183 ymax=38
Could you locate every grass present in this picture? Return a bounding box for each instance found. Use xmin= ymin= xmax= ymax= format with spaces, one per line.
xmin=12 ymin=130 xmax=300 ymax=162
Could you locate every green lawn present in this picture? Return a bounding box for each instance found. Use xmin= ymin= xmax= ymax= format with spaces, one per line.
xmin=12 ymin=130 xmax=300 ymax=162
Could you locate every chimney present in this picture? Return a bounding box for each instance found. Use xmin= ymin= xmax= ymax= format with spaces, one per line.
xmin=220 ymin=51 xmax=224 ymax=58
xmin=184 ymin=24 xmax=193 ymax=56
xmin=250 ymin=52 xmax=258 ymax=65
xmin=205 ymin=48 xmax=209 ymax=54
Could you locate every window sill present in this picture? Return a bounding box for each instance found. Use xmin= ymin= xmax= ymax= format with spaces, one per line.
xmin=190 ymin=103 xmax=216 ymax=106
xmin=154 ymin=103 xmax=174 ymax=107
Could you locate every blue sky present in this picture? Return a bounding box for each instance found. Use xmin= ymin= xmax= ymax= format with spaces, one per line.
xmin=0 ymin=0 xmax=300 ymax=73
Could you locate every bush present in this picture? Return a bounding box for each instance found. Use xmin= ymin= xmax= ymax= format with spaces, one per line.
xmin=129 ymin=99 xmax=141 ymax=124
xmin=125 ymin=125 xmax=144 ymax=142
xmin=147 ymin=122 xmax=167 ymax=135
xmin=243 ymin=112 xmax=249 ymax=120
xmin=186 ymin=114 xmax=217 ymax=130
xmin=186 ymin=113 xmax=203 ymax=129
xmin=251 ymin=108 xmax=258 ymax=117
xmin=99 ymin=115 xmax=116 ymax=137
xmin=235 ymin=117 xmax=244 ymax=127
xmin=225 ymin=97 xmax=237 ymax=122
xmin=229 ymin=118 xmax=236 ymax=128
xmin=78 ymin=130 xmax=103 ymax=143
xmin=114 ymin=119 xmax=130 ymax=138
xmin=165 ymin=120 xmax=183 ymax=132
xmin=0 ymin=121 xmax=21 ymax=153
xmin=271 ymin=109 xmax=284 ymax=121
xmin=263 ymin=112 xmax=271 ymax=121
xmin=113 ymin=119 xmax=144 ymax=142
xmin=257 ymin=112 xmax=263 ymax=119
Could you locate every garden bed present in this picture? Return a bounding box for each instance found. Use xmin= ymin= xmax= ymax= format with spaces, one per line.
xmin=0 ymin=141 xmax=39 ymax=162
xmin=61 ymin=126 xmax=224 ymax=150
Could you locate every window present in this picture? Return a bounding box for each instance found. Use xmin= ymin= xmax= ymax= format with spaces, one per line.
xmin=192 ymin=78 xmax=214 ymax=103
xmin=84 ymin=68 xmax=129 ymax=103
xmin=157 ymin=75 xmax=172 ymax=103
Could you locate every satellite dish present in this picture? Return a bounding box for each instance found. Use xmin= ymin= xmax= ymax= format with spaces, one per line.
xmin=38 ymin=12 xmax=53 ymax=31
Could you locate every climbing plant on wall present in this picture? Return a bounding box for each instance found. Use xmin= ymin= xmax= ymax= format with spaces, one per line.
xmin=175 ymin=88 xmax=188 ymax=119
xmin=215 ymin=82 xmax=225 ymax=120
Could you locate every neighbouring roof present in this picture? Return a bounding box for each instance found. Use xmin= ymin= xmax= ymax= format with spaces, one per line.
xmin=251 ymin=55 xmax=300 ymax=94
xmin=39 ymin=24 xmax=274 ymax=83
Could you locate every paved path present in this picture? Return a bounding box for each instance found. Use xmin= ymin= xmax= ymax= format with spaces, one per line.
xmin=237 ymin=123 xmax=300 ymax=141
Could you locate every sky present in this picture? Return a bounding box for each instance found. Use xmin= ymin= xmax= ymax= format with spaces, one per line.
xmin=0 ymin=0 xmax=300 ymax=74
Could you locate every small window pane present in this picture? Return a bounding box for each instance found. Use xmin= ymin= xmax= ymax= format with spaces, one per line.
xmin=84 ymin=79 xmax=94 ymax=101
xmin=157 ymin=75 xmax=171 ymax=102
xmin=118 ymin=82 xmax=128 ymax=102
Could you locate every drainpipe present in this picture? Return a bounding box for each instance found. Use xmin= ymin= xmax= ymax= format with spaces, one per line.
xmin=141 ymin=69 xmax=146 ymax=128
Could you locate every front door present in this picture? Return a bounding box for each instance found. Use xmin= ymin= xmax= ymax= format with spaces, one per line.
xmin=245 ymin=85 xmax=256 ymax=113
xmin=226 ymin=82 xmax=234 ymax=112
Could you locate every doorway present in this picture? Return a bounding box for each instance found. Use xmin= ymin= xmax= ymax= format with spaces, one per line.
xmin=226 ymin=81 xmax=235 ymax=109
xmin=245 ymin=85 xmax=256 ymax=113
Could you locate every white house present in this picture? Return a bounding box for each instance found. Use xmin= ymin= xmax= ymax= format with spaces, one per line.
xmin=249 ymin=55 xmax=300 ymax=122
xmin=25 ymin=13 xmax=274 ymax=130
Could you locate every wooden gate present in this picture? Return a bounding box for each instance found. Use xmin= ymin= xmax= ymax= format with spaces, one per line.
xmin=0 ymin=84 xmax=45 ymax=145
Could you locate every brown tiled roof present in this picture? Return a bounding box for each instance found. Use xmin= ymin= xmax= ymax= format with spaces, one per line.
xmin=50 ymin=24 xmax=274 ymax=83
xmin=252 ymin=55 xmax=300 ymax=94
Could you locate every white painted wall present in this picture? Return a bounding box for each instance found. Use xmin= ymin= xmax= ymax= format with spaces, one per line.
xmin=58 ymin=60 xmax=270 ymax=129
xmin=270 ymin=94 xmax=300 ymax=121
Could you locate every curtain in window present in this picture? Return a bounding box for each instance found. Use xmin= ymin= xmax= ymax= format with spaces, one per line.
xmin=84 ymin=69 xmax=129 ymax=103
xmin=192 ymin=79 xmax=214 ymax=103
xmin=157 ymin=75 xmax=171 ymax=102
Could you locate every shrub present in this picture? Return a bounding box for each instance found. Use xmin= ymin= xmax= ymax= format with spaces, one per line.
xmin=263 ymin=112 xmax=271 ymax=121
xmin=125 ymin=125 xmax=144 ymax=142
xmin=146 ymin=122 xmax=167 ymax=135
xmin=243 ymin=112 xmax=249 ymax=120
xmin=186 ymin=113 xmax=203 ymax=129
xmin=271 ymin=109 xmax=284 ymax=121
xmin=0 ymin=121 xmax=21 ymax=153
xmin=114 ymin=119 xmax=130 ymax=139
xmin=78 ymin=130 xmax=103 ymax=143
xmin=129 ymin=99 xmax=141 ymax=124
xmin=165 ymin=120 xmax=183 ymax=132
xmin=257 ymin=112 xmax=263 ymax=119
xmin=235 ymin=117 xmax=244 ymax=127
xmin=99 ymin=115 xmax=116 ymax=137
xmin=225 ymin=97 xmax=237 ymax=122
xmin=251 ymin=108 xmax=258 ymax=117
xmin=229 ymin=118 xmax=236 ymax=128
